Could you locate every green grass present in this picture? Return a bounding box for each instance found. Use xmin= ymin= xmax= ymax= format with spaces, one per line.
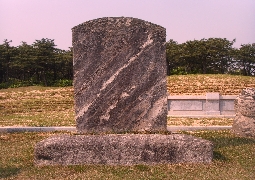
xmin=0 ymin=130 xmax=254 ymax=179
xmin=1 ymin=75 xmax=255 ymax=179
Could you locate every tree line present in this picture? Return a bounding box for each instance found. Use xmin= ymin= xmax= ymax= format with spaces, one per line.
xmin=0 ymin=38 xmax=73 ymax=88
xmin=166 ymin=38 xmax=255 ymax=76
xmin=0 ymin=37 xmax=254 ymax=88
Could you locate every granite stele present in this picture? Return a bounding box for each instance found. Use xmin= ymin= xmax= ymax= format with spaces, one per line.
xmin=35 ymin=17 xmax=213 ymax=165
xmin=73 ymin=17 xmax=167 ymax=133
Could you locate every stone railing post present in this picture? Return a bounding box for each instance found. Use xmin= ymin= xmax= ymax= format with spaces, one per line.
xmin=206 ymin=93 xmax=220 ymax=115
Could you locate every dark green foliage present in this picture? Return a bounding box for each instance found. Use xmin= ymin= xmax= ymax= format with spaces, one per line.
xmin=233 ymin=43 xmax=255 ymax=76
xmin=166 ymin=38 xmax=254 ymax=76
xmin=0 ymin=39 xmax=73 ymax=88
xmin=52 ymin=79 xmax=73 ymax=87
xmin=0 ymin=37 xmax=254 ymax=89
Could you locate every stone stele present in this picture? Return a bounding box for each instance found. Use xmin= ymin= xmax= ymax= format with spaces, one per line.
xmin=35 ymin=134 xmax=213 ymax=165
xmin=72 ymin=17 xmax=167 ymax=133
xmin=34 ymin=17 xmax=213 ymax=166
xmin=232 ymin=88 xmax=255 ymax=137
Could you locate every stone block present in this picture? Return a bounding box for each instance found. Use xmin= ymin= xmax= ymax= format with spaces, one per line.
xmin=220 ymin=100 xmax=235 ymax=111
xmin=206 ymin=92 xmax=220 ymax=100
xmin=167 ymin=93 xmax=237 ymax=117
xmin=234 ymin=88 xmax=255 ymax=118
xmin=232 ymin=115 xmax=255 ymax=137
xmin=72 ymin=17 xmax=167 ymax=133
xmin=232 ymin=88 xmax=255 ymax=137
xmin=35 ymin=134 xmax=213 ymax=165
xmin=169 ymin=100 xmax=203 ymax=111
xmin=205 ymin=93 xmax=220 ymax=115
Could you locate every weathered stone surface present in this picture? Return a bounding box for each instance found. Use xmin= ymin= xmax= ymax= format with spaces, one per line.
xmin=232 ymin=88 xmax=255 ymax=137
xmin=34 ymin=17 xmax=213 ymax=166
xmin=234 ymin=88 xmax=255 ymax=117
xmin=35 ymin=134 xmax=213 ymax=165
xmin=72 ymin=17 xmax=167 ymax=133
xmin=232 ymin=115 xmax=255 ymax=137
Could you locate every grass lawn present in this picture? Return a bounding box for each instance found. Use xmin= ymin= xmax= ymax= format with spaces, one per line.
xmin=167 ymin=117 xmax=234 ymax=126
xmin=0 ymin=130 xmax=254 ymax=179
xmin=0 ymin=74 xmax=255 ymax=179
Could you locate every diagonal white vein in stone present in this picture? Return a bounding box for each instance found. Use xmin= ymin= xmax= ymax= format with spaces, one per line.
xmin=76 ymin=102 xmax=93 ymax=119
xmin=100 ymin=34 xmax=153 ymax=92
xmin=76 ymin=33 xmax=155 ymax=120
xmin=77 ymin=35 xmax=154 ymax=119
xmin=141 ymin=34 xmax=153 ymax=48
xmin=99 ymin=100 xmax=118 ymax=122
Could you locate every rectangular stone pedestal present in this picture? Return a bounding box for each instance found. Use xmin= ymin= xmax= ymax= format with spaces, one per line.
xmin=35 ymin=134 xmax=213 ymax=165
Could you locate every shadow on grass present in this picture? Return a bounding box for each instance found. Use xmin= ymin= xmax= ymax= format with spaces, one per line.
xmin=205 ymin=136 xmax=255 ymax=149
xmin=134 ymin=164 xmax=150 ymax=171
xmin=213 ymin=151 xmax=229 ymax=161
xmin=182 ymin=130 xmax=255 ymax=162
xmin=183 ymin=130 xmax=255 ymax=148
xmin=0 ymin=166 xmax=20 ymax=178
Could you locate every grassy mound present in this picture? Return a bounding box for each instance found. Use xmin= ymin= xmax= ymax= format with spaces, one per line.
xmin=0 ymin=86 xmax=75 ymax=127
xmin=0 ymin=74 xmax=254 ymax=126
xmin=168 ymin=74 xmax=255 ymax=95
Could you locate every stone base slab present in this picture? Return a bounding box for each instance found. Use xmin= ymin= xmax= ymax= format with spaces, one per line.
xmin=35 ymin=134 xmax=213 ymax=165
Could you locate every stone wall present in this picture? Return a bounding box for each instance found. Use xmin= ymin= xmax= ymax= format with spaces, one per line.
xmin=168 ymin=93 xmax=236 ymax=117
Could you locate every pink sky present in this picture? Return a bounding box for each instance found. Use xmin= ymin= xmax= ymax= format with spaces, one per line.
xmin=1 ymin=0 xmax=255 ymax=50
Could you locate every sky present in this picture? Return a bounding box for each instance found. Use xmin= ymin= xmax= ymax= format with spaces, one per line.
xmin=0 ymin=0 xmax=255 ymax=50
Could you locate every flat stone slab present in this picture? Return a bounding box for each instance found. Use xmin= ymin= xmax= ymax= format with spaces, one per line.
xmin=72 ymin=17 xmax=167 ymax=133
xmin=35 ymin=134 xmax=213 ymax=165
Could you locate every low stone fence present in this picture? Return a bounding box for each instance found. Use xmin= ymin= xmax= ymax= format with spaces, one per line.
xmin=168 ymin=93 xmax=237 ymax=117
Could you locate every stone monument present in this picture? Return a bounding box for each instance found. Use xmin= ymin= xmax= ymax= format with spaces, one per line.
xmin=35 ymin=17 xmax=213 ymax=165
xmin=232 ymin=88 xmax=255 ymax=137
xmin=72 ymin=17 xmax=167 ymax=133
